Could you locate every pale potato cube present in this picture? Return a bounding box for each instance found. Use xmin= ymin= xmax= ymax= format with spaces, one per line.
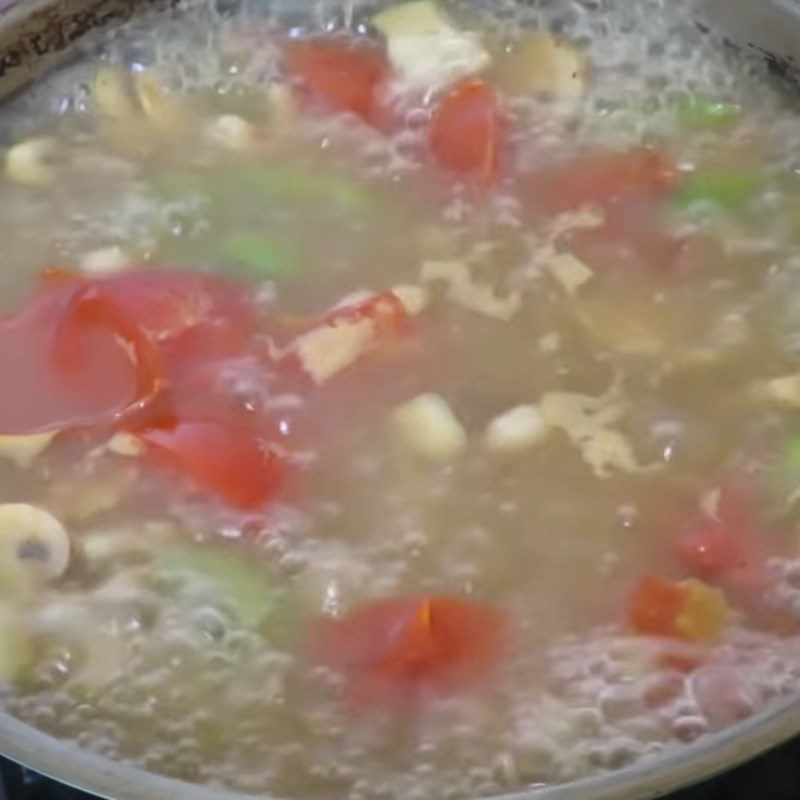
xmin=294 ymin=320 xmax=376 ymax=384
xmin=393 ymin=392 xmax=467 ymax=461
xmin=484 ymin=404 xmax=550 ymax=453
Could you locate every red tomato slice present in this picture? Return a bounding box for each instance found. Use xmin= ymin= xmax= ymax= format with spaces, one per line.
xmin=283 ymin=38 xmax=390 ymax=125
xmin=140 ymin=421 xmax=284 ymax=509
xmin=568 ymin=193 xmax=684 ymax=272
xmin=311 ymin=595 xmax=509 ymax=706
xmin=526 ymin=149 xmax=676 ymax=215
xmin=0 ymin=280 xmax=164 ymax=435
xmin=674 ymin=483 xmax=773 ymax=604
xmin=627 ymin=575 xmax=688 ymax=639
xmin=429 ymin=79 xmax=506 ymax=185
xmin=100 ymin=270 xmax=256 ymax=377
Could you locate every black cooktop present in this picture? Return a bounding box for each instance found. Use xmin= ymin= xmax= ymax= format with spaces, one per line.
xmin=2 ymin=738 xmax=800 ymax=800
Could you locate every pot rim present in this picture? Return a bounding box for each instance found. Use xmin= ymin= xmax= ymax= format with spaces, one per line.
xmin=1 ymin=692 xmax=800 ymax=800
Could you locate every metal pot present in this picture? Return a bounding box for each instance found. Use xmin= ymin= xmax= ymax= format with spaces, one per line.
xmin=0 ymin=0 xmax=799 ymax=797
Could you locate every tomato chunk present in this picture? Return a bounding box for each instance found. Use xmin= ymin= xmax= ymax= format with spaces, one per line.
xmin=627 ymin=575 xmax=687 ymax=638
xmin=569 ymin=193 xmax=684 ymax=271
xmin=429 ymin=79 xmax=505 ymax=185
xmin=527 ymin=149 xmax=677 ymax=214
xmin=140 ymin=421 xmax=284 ymax=509
xmin=627 ymin=575 xmax=728 ymax=642
xmin=101 ymin=270 xmax=256 ymax=377
xmin=283 ymin=39 xmax=390 ymax=125
xmin=0 ymin=280 xmax=164 ymax=435
xmin=674 ymin=484 xmax=772 ymax=602
xmin=311 ymin=595 xmax=509 ymax=706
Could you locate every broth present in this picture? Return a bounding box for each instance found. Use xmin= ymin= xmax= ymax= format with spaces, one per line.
xmin=1 ymin=0 xmax=800 ymax=797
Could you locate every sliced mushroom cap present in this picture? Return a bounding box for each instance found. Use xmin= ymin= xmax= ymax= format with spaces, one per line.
xmin=0 ymin=504 xmax=71 ymax=590
xmin=134 ymin=71 xmax=187 ymax=135
xmin=92 ymin=66 xmax=188 ymax=154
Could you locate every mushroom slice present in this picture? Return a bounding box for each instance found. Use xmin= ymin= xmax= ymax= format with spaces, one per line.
xmin=0 ymin=504 xmax=70 ymax=586
xmin=134 ymin=70 xmax=187 ymax=135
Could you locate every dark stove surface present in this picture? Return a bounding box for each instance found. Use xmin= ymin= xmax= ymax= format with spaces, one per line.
xmin=2 ymin=738 xmax=800 ymax=800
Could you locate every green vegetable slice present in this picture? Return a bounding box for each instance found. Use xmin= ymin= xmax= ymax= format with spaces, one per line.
xmin=770 ymin=436 xmax=800 ymax=507
xmin=155 ymin=543 xmax=284 ymax=633
xmin=220 ymin=233 xmax=298 ymax=277
xmin=673 ymin=96 xmax=741 ymax=131
xmin=675 ymin=170 xmax=761 ymax=211
xmin=154 ymin=163 xmax=372 ymax=213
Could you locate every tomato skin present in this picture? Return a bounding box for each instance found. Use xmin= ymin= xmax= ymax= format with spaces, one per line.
xmin=524 ymin=149 xmax=682 ymax=271
xmin=140 ymin=421 xmax=284 ymax=509
xmin=674 ymin=485 xmax=769 ymax=590
xmin=0 ymin=280 xmax=164 ymax=435
xmin=311 ymin=595 xmax=509 ymax=706
xmin=627 ymin=575 xmax=688 ymax=639
xmin=283 ymin=38 xmax=390 ymax=125
xmin=100 ymin=270 xmax=256 ymax=378
xmin=675 ymin=518 xmax=746 ymax=582
xmin=568 ymin=193 xmax=684 ymax=272
xmin=627 ymin=575 xmax=729 ymax=643
xmin=429 ymin=79 xmax=505 ymax=185
xmin=673 ymin=483 xmax=781 ymax=622
xmin=527 ymin=149 xmax=677 ymax=214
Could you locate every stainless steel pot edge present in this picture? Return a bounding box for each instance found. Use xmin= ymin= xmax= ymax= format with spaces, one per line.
xmin=2 ymin=686 xmax=800 ymax=800
xmin=698 ymin=0 xmax=800 ymax=88
xmin=0 ymin=0 xmax=175 ymax=104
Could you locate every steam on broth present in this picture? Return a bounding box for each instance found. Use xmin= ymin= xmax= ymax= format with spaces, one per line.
xmin=2 ymin=0 xmax=800 ymax=797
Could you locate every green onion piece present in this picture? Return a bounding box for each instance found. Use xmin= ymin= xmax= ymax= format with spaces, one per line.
xmin=155 ymin=543 xmax=285 ymax=633
xmin=673 ymin=96 xmax=741 ymax=131
xmin=675 ymin=170 xmax=761 ymax=211
xmin=771 ymin=436 xmax=800 ymax=506
xmin=220 ymin=233 xmax=297 ymax=277
xmin=154 ymin=164 xmax=373 ymax=213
